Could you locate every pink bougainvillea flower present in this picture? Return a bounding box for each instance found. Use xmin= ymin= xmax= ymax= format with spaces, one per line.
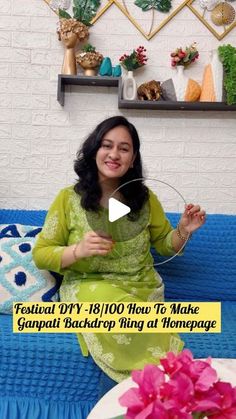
xmin=176 ymin=349 xmax=194 ymax=365
xmin=119 ymin=387 xmax=145 ymax=412
xmin=165 ymin=407 xmax=192 ymax=419
xmin=191 ymin=385 xmax=220 ymax=410
xmin=189 ymin=359 xmax=212 ymax=380
xmin=119 ymin=350 xmax=236 ymax=419
xmin=160 ymin=352 xmax=182 ymax=376
xmin=133 ymin=401 xmax=154 ymax=419
xmin=167 ymin=349 xmax=195 ymax=378
xmin=131 ymin=364 xmax=165 ymax=404
xmin=119 ymin=364 xmax=166 ymax=418
xmin=194 ymin=365 xmax=218 ymax=391
xmin=207 ymin=381 xmax=236 ymax=419
xmin=214 ymin=382 xmax=236 ymax=408
xmin=151 ymin=400 xmax=170 ymax=419
xmin=168 ymin=372 xmax=194 ymax=407
xmin=210 ymin=408 xmax=236 ymax=419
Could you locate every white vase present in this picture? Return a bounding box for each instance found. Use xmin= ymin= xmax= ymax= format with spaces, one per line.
xmin=122 ymin=71 xmax=137 ymax=101
xmin=172 ymin=66 xmax=188 ymax=101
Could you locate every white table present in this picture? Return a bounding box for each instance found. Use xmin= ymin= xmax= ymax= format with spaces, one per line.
xmin=88 ymin=359 xmax=236 ymax=419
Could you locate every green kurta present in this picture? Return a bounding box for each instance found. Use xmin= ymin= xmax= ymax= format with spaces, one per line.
xmin=33 ymin=186 xmax=184 ymax=382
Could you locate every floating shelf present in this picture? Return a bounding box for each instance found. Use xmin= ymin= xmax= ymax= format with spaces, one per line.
xmin=57 ymin=75 xmax=236 ymax=111
xmin=57 ymin=75 xmax=119 ymax=106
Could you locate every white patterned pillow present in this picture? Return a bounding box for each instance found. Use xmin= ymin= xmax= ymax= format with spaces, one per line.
xmin=0 ymin=224 xmax=62 ymax=314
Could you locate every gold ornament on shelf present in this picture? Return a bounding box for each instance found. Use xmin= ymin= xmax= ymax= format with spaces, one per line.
xmin=137 ymin=80 xmax=162 ymax=101
xmin=76 ymin=45 xmax=103 ymax=76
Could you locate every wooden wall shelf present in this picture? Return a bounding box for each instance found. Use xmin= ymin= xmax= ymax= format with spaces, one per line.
xmin=57 ymin=75 xmax=119 ymax=106
xmin=57 ymin=75 xmax=236 ymax=111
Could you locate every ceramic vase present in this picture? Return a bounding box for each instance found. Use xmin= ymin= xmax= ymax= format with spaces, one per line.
xmin=112 ymin=65 xmax=122 ymax=77
xmin=61 ymin=33 xmax=78 ymax=75
xmin=161 ymin=66 xmax=201 ymax=102
xmin=200 ymin=49 xmax=224 ymax=102
xmin=122 ymin=71 xmax=137 ymax=101
xmin=99 ymin=57 xmax=112 ymax=76
xmin=57 ymin=19 xmax=89 ymax=76
xmin=76 ymin=51 xmax=103 ymax=76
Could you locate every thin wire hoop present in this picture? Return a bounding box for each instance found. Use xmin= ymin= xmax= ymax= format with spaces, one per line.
xmin=111 ymin=177 xmax=190 ymax=266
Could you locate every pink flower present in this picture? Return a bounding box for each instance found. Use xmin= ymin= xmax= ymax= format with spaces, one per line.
xmin=194 ymin=365 xmax=217 ymax=391
xmin=168 ymin=372 xmax=194 ymax=408
xmin=170 ymin=43 xmax=199 ymax=67
xmin=160 ymin=351 xmax=182 ymax=376
xmin=119 ymin=350 xmax=236 ymax=419
xmin=209 ymin=382 xmax=236 ymax=418
xmin=119 ymin=365 xmax=166 ymax=418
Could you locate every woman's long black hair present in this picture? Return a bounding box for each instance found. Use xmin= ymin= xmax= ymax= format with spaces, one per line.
xmin=74 ymin=116 xmax=148 ymax=217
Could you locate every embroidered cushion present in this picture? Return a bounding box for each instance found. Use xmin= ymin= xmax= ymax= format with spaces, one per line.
xmin=0 ymin=224 xmax=62 ymax=314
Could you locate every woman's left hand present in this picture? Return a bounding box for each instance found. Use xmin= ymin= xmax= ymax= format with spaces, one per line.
xmin=179 ymin=203 xmax=206 ymax=236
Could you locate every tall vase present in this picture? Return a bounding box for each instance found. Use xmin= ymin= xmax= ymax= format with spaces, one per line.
xmin=62 ymin=43 xmax=77 ymax=75
xmin=172 ymin=66 xmax=187 ymax=101
xmin=200 ymin=49 xmax=224 ymax=102
xmin=122 ymin=71 xmax=137 ymax=100
xmin=57 ymin=19 xmax=89 ymax=76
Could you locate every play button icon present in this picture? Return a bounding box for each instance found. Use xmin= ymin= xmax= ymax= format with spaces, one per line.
xmin=85 ymin=178 xmax=149 ymax=242
xmin=108 ymin=198 xmax=131 ymax=222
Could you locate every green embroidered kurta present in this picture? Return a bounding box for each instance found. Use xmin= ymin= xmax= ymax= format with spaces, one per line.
xmin=33 ymin=186 xmax=184 ymax=382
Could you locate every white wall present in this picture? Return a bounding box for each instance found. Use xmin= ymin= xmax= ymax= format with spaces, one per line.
xmin=0 ymin=0 xmax=236 ymax=213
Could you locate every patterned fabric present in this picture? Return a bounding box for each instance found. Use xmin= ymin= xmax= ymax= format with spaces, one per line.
xmin=33 ymin=186 xmax=184 ymax=382
xmin=0 ymin=224 xmax=61 ymax=314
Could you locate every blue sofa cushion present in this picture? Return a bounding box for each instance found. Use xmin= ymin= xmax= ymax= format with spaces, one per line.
xmin=0 ymin=223 xmax=62 ymax=314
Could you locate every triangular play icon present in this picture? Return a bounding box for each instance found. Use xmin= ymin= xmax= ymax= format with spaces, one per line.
xmin=108 ymin=198 xmax=131 ymax=222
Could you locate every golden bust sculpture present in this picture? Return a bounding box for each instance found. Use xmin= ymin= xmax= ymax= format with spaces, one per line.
xmin=57 ymin=18 xmax=89 ymax=75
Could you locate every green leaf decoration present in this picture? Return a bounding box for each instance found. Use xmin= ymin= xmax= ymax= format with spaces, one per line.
xmin=59 ymin=8 xmax=72 ymax=18
xmin=82 ymin=43 xmax=96 ymax=52
xmin=218 ymin=44 xmax=236 ymax=105
xmin=134 ymin=0 xmax=172 ymax=13
xmin=73 ymin=0 xmax=101 ymax=25
xmin=156 ymin=0 xmax=171 ymax=12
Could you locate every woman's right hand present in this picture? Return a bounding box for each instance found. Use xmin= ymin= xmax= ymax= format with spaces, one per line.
xmin=74 ymin=231 xmax=114 ymax=259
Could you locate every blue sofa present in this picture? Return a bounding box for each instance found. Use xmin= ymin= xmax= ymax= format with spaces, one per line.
xmin=0 ymin=210 xmax=236 ymax=419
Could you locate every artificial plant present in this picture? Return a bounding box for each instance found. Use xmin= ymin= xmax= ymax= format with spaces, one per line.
xmin=218 ymin=44 xmax=236 ymax=105
xmin=59 ymin=0 xmax=100 ymax=26
xmin=134 ymin=0 xmax=172 ymax=35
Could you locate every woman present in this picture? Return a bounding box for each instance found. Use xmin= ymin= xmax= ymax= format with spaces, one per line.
xmin=33 ymin=115 xmax=206 ymax=385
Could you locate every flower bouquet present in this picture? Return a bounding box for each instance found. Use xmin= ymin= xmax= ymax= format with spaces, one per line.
xmin=119 ymin=46 xmax=148 ymax=71
xmin=170 ymin=43 xmax=199 ymax=68
xmin=111 ymin=349 xmax=236 ymax=418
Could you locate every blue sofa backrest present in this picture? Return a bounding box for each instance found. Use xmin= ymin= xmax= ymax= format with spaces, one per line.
xmin=158 ymin=213 xmax=236 ymax=303
xmin=0 ymin=209 xmax=47 ymax=226
xmin=1 ymin=210 xmax=235 ymax=302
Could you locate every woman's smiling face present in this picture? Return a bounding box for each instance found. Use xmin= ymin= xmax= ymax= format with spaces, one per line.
xmin=96 ymin=125 xmax=135 ymax=182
